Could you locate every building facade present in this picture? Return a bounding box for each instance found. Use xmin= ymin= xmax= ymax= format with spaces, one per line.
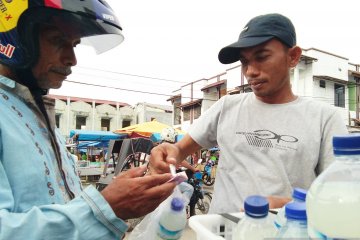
xmin=49 ymin=95 xmax=173 ymax=138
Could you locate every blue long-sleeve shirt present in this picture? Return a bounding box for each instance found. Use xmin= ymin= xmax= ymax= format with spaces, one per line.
xmin=0 ymin=76 xmax=128 ymax=239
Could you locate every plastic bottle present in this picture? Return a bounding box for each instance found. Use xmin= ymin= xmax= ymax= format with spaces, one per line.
xmin=274 ymin=187 xmax=307 ymax=229
xmin=306 ymin=134 xmax=360 ymax=239
xmin=157 ymin=197 xmax=187 ymax=240
xmin=276 ymin=202 xmax=309 ymax=239
xmin=232 ymin=195 xmax=276 ymax=240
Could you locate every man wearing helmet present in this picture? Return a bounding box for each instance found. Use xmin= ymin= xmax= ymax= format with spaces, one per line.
xmin=0 ymin=1 xmax=175 ymax=239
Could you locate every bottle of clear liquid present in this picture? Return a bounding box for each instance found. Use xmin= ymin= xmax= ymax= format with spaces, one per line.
xmin=157 ymin=197 xmax=187 ymax=240
xmin=276 ymin=202 xmax=309 ymax=239
xmin=232 ymin=195 xmax=276 ymax=240
xmin=274 ymin=187 xmax=307 ymax=229
xmin=306 ymin=134 xmax=360 ymax=239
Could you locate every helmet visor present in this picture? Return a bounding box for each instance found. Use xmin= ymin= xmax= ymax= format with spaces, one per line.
xmin=21 ymin=8 xmax=124 ymax=54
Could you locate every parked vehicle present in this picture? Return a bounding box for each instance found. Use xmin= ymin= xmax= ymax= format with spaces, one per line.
xmin=202 ymin=159 xmax=216 ymax=186
xmin=187 ymin=171 xmax=212 ymax=217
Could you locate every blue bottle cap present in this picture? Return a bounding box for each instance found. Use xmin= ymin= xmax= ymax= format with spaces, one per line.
xmin=333 ymin=134 xmax=360 ymax=155
xmin=292 ymin=188 xmax=307 ymax=201
xmin=285 ymin=202 xmax=307 ymax=220
xmin=171 ymin=197 xmax=184 ymax=211
xmin=244 ymin=195 xmax=269 ymax=218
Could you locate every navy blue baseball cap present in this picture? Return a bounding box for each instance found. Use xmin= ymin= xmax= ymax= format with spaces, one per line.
xmin=218 ymin=13 xmax=296 ymax=64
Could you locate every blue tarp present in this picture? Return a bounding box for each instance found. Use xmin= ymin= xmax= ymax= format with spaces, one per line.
xmin=70 ymin=130 xmax=126 ymax=141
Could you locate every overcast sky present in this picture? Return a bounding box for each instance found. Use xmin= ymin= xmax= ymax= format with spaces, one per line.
xmin=50 ymin=0 xmax=360 ymax=106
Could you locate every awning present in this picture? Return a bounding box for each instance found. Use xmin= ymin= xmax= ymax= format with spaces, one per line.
xmin=114 ymin=120 xmax=186 ymax=138
xmin=201 ymin=80 xmax=226 ymax=91
xmin=70 ymin=130 xmax=127 ymax=141
xmin=179 ymin=99 xmax=202 ymax=108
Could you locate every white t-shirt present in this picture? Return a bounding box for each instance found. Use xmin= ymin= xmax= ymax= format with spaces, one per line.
xmin=189 ymin=93 xmax=348 ymax=214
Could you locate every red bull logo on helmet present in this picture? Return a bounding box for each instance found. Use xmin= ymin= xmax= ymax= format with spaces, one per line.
xmin=0 ymin=42 xmax=14 ymax=58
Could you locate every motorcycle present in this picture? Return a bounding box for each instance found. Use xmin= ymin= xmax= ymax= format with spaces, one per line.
xmin=202 ymin=159 xmax=216 ymax=186
xmin=187 ymin=170 xmax=212 ymax=217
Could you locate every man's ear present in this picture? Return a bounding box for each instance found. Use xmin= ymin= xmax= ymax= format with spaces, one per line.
xmin=288 ymin=46 xmax=302 ymax=68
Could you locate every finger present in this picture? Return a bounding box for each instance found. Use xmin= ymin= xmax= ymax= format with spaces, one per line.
xmin=139 ymin=173 xmax=174 ymax=187
xmin=161 ymin=143 xmax=180 ymax=164
xmin=149 ymin=153 xmax=171 ymax=174
xmin=117 ymin=166 xmax=147 ymax=179
xmin=142 ymin=181 xmax=177 ymax=202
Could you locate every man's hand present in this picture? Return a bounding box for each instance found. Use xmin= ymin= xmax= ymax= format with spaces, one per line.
xmin=101 ymin=166 xmax=176 ymax=220
xmin=148 ymin=142 xmax=180 ymax=174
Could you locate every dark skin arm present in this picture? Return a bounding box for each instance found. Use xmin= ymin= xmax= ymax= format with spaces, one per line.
xmin=149 ymin=134 xmax=292 ymax=210
xmin=101 ymin=166 xmax=176 ymax=220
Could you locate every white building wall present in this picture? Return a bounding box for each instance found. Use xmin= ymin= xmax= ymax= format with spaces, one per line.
xmin=305 ymin=49 xmax=348 ymax=81
xmin=54 ymin=99 xmax=67 ymax=134
xmin=96 ymin=104 xmax=117 ymax=131
xmin=70 ymin=101 xmax=92 ymax=130
xmin=119 ymin=106 xmax=135 ymax=127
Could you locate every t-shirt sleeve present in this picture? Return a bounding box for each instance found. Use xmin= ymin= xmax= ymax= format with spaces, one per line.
xmin=189 ymin=96 xmax=226 ymax=148
xmin=316 ymin=108 xmax=348 ymax=174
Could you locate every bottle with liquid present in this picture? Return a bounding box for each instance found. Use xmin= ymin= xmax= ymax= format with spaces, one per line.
xmin=157 ymin=197 xmax=187 ymax=240
xmin=232 ymin=195 xmax=276 ymax=240
xmin=306 ymin=134 xmax=360 ymax=239
xmin=274 ymin=187 xmax=307 ymax=229
xmin=276 ymin=202 xmax=309 ymax=239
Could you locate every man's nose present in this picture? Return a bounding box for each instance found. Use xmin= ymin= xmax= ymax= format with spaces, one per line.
xmin=245 ymin=62 xmax=260 ymax=77
xmin=62 ymin=46 xmax=77 ymax=67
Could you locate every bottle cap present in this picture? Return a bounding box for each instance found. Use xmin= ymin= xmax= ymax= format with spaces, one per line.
xmin=244 ymin=195 xmax=269 ymax=218
xmin=285 ymin=202 xmax=307 ymax=220
xmin=333 ymin=134 xmax=360 ymax=155
xmin=171 ymin=197 xmax=184 ymax=211
xmin=292 ymin=188 xmax=307 ymax=201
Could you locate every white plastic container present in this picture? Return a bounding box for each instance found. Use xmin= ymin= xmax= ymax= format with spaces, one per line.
xmin=189 ymin=213 xmax=242 ymax=240
xmin=157 ymin=197 xmax=187 ymax=240
xmin=306 ymin=134 xmax=360 ymax=239
xmin=232 ymin=195 xmax=276 ymax=240
xmin=274 ymin=187 xmax=307 ymax=229
xmin=276 ymin=202 xmax=309 ymax=239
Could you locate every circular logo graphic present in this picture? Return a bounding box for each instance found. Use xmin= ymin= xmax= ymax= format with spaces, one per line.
xmin=0 ymin=0 xmax=28 ymax=32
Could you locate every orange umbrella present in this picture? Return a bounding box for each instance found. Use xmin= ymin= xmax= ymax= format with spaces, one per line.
xmin=113 ymin=120 xmax=185 ymax=138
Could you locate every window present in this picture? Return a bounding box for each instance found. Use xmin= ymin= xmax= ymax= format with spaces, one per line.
xmin=183 ymin=108 xmax=190 ymax=121
xmin=122 ymin=120 xmax=131 ymax=128
xmin=334 ymin=84 xmax=345 ymax=108
xmin=76 ymin=116 xmax=86 ymax=129
xmin=55 ymin=114 xmax=60 ymax=128
xmin=101 ymin=118 xmax=110 ymax=131
xmin=219 ymin=88 xmax=227 ymax=98
xmin=194 ymin=105 xmax=201 ymax=119
xmin=174 ymin=105 xmax=181 ymax=125
xmin=319 ymin=80 xmax=326 ymax=88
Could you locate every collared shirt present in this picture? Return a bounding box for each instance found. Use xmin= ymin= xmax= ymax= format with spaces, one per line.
xmin=0 ymin=76 xmax=128 ymax=239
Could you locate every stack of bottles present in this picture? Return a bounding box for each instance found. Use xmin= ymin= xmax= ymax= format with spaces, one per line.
xmin=232 ymin=195 xmax=276 ymax=240
xmin=230 ymin=135 xmax=360 ymax=239
xmin=274 ymin=187 xmax=307 ymax=229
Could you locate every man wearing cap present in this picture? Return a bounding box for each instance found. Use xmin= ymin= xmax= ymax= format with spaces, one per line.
xmin=149 ymin=13 xmax=347 ymax=213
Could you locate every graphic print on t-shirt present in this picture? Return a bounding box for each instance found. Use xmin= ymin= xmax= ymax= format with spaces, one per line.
xmin=236 ymin=129 xmax=298 ymax=151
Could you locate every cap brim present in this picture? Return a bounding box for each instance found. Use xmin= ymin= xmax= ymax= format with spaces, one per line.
xmin=218 ymin=36 xmax=274 ymax=64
